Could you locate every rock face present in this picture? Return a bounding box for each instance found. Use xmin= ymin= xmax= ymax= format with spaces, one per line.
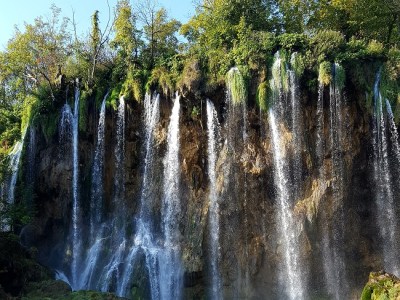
xmin=14 ymin=70 xmax=395 ymax=299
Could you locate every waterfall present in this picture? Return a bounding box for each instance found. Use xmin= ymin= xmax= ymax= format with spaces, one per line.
xmin=90 ymin=93 xmax=108 ymax=238
xmin=224 ymin=67 xmax=249 ymax=297
xmin=7 ymin=140 xmax=24 ymax=206
xmin=289 ymin=53 xmax=303 ymax=199
xmin=75 ymin=93 xmax=109 ymax=290
xmin=117 ymin=92 xmax=161 ymax=298
xmin=71 ymin=87 xmax=81 ymax=289
xmin=269 ymin=52 xmax=306 ymax=300
xmin=207 ymin=99 xmax=222 ymax=299
xmin=0 ymin=134 xmax=25 ymax=231
xmin=319 ymin=63 xmax=348 ymax=299
xmin=316 ymin=83 xmax=325 ymax=172
xmin=114 ymin=95 xmax=126 ymax=207
xmin=159 ymin=94 xmax=183 ymax=300
xmin=99 ymin=95 xmax=127 ymax=291
xmin=26 ymin=126 xmax=36 ymax=205
xmin=373 ymin=71 xmax=400 ymax=275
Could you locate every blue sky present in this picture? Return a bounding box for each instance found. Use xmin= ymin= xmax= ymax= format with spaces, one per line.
xmin=0 ymin=0 xmax=196 ymax=49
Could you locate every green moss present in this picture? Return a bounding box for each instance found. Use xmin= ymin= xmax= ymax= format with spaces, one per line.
xmin=256 ymin=81 xmax=269 ymax=112
xmin=291 ymin=53 xmax=305 ymax=78
xmin=79 ymin=90 xmax=90 ymax=133
xmin=21 ymin=96 xmax=38 ymax=135
xmin=107 ymin=84 xmax=122 ymax=111
xmin=318 ymin=61 xmax=332 ymax=86
xmin=226 ymin=67 xmax=247 ymax=106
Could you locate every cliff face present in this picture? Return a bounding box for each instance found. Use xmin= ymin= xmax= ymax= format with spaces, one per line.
xmin=17 ymin=73 xmax=387 ymax=299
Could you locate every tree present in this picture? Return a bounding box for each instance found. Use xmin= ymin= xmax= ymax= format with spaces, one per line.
xmin=2 ymin=4 xmax=71 ymax=101
xmin=112 ymin=0 xmax=141 ymax=71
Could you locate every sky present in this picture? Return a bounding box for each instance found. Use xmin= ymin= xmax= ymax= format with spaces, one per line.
xmin=0 ymin=0 xmax=196 ymax=50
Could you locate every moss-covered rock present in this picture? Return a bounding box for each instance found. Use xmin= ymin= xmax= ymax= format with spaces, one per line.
xmin=360 ymin=271 xmax=400 ymax=300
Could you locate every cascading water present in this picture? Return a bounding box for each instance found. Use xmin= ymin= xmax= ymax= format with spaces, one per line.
xmin=26 ymin=126 xmax=36 ymax=206
xmin=75 ymin=93 xmax=108 ymax=290
xmin=319 ymin=63 xmax=348 ymax=299
xmin=117 ymin=92 xmax=160 ymax=298
xmin=289 ymin=53 xmax=303 ymax=199
xmin=206 ymin=99 xmax=222 ymax=299
xmin=58 ymin=86 xmax=81 ymax=289
xmin=373 ymin=71 xmax=400 ymax=275
xmin=0 ymin=134 xmax=25 ymax=231
xmin=100 ymin=95 xmax=127 ymax=291
xmin=224 ymin=66 xmax=249 ymax=297
xmin=159 ymin=94 xmax=183 ymax=300
xmin=269 ymin=52 xmax=306 ymax=300
xmin=71 ymin=87 xmax=81 ymax=289
xmin=90 ymin=93 xmax=108 ymax=237
xmin=7 ymin=139 xmax=24 ymax=206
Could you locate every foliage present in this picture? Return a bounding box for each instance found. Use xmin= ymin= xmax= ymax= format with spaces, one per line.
xmin=79 ymin=90 xmax=89 ymax=132
xmin=226 ymin=67 xmax=247 ymax=106
xmin=146 ymin=66 xmax=176 ymax=96
xmin=278 ymin=34 xmax=309 ymax=52
xmin=318 ymin=62 xmax=332 ymax=86
xmin=121 ymin=71 xmax=144 ymax=103
xmin=290 ymin=53 xmax=305 ymax=77
xmin=107 ymin=84 xmax=122 ymax=110
xmin=311 ymin=30 xmax=345 ymax=62
xmin=112 ymin=0 xmax=140 ymax=68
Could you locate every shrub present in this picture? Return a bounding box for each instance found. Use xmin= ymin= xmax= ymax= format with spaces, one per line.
xmin=366 ymin=40 xmax=385 ymax=57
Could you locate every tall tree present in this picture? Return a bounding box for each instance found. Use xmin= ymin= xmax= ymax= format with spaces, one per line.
xmin=136 ymin=0 xmax=181 ymax=68
xmin=112 ymin=0 xmax=141 ymax=71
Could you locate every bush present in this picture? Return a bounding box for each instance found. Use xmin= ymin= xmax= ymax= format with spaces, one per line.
xmin=366 ymin=40 xmax=385 ymax=57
